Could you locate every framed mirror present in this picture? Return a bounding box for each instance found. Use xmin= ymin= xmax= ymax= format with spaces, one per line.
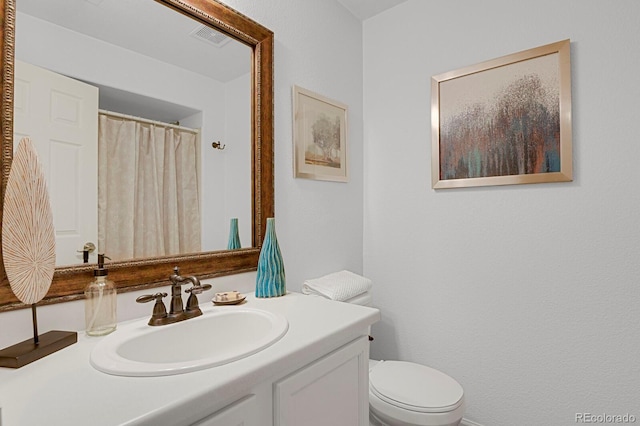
xmin=0 ymin=0 xmax=274 ymax=311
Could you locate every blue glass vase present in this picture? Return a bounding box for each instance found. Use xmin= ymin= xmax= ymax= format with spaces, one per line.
xmin=255 ymin=218 xmax=286 ymax=298
xmin=227 ymin=218 xmax=241 ymax=250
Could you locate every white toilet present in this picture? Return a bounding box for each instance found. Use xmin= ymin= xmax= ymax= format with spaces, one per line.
xmin=331 ymin=291 xmax=465 ymax=426
xmin=368 ymin=359 xmax=464 ymax=426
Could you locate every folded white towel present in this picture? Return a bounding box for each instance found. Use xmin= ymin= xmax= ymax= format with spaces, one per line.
xmin=302 ymin=270 xmax=372 ymax=302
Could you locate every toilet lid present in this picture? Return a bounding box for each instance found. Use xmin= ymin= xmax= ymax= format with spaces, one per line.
xmin=369 ymin=361 xmax=464 ymax=413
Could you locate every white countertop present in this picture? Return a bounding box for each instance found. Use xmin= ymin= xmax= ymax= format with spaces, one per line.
xmin=0 ymin=292 xmax=380 ymax=426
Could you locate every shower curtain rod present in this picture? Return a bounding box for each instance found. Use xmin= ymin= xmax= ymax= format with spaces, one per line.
xmin=99 ymin=109 xmax=200 ymax=134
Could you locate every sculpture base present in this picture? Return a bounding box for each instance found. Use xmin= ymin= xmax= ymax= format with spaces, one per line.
xmin=0 ymin=330 xmax=77 ymax=368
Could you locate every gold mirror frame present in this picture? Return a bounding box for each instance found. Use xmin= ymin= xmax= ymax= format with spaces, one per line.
xmin=0 ymin=0 xmax=274 ymax=311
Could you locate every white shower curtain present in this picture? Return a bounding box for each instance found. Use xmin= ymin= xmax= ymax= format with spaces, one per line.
xmin=98 ymin=113 xmax=201 ymax=261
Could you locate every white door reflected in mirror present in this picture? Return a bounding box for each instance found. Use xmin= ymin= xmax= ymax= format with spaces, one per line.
xmin=14 ymin=60 xmax=98 ymax=266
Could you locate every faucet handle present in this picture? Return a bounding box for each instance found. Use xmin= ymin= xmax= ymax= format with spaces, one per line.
xmin=136 ymin=292 xmax=167 ymax=304
xmin=185 ymin=283 xmax=212 ymax=295
xmin=136 ymin=292 xmax=169 ymax=326
xmin=184 ymin=284 xmax=211 ymax=319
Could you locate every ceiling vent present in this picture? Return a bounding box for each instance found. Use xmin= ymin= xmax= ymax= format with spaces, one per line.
xmin=190 ymin=25 xmax=231 ymax=48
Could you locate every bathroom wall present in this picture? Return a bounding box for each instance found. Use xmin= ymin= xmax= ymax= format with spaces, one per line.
xmin=363 ymin=1 xmax=640 ymax=425
xmin=222 ymin=0 xmax=365 ymax=285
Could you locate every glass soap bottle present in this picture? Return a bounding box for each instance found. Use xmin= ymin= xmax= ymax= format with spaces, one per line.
xmin=85 ymin=254 xmax=117 ymax=336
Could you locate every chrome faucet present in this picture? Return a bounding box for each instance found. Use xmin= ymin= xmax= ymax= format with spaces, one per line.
xmin=136 ymin=266 xmax=211 ymax=326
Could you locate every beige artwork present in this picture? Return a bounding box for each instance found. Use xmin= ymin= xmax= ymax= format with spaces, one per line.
xmin=2 ymin=137 xmax=56 ymax=304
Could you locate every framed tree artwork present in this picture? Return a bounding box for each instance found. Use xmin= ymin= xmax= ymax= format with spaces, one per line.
xmin=293 ymin=86 xmax=348 ymax=182
xmin=431 ymin=39 xmax=572 ymax=189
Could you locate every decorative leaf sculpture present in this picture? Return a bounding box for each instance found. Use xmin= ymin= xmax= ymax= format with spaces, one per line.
xmin=2 ymin=137 xmax=56 ymax=304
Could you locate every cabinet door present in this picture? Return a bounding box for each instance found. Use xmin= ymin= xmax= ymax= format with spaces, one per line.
xmin=192 ymin=394 xmax=259 ymax=426
xmin=274 ymin=336 xmax=369 ymax=426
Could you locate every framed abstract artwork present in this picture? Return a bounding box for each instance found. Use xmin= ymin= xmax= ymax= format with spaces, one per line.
xmin=431 ymin=39 xmax=572 ymax=189
xmin=293 ymin=86 xmax=348 ymax=182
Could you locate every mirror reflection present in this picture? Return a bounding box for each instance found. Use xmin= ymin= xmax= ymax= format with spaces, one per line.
xmin=15 ymin=0 xmax=252 ymax=266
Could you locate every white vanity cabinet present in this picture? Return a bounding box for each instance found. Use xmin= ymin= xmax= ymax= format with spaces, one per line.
xmin=0 ymin=294 xmax=380 ymax=426
xmin=191 ymin=394 xmax=260 ymax=426
xmin=274 ymin=336 xmax=370 ymax=426
xmin=191 ymin=336 xmax=369 ymax=426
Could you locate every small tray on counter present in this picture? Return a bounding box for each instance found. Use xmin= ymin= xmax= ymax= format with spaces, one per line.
xmin=212 ymin=291 xmax=246 ymax=305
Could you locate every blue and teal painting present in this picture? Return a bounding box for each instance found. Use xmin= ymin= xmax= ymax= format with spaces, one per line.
xmin=440 ymin=70 xmax=561 ymax=180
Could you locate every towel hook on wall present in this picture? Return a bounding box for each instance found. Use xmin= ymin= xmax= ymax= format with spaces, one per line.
xmin=211 ymin=141 xmax=226 ymax=150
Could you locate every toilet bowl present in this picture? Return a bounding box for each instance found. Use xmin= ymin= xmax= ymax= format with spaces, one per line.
xmin=309 ymin=291 xmax=465 ymax=426
xmin=368 ymin=359 xmax=464 ymax=426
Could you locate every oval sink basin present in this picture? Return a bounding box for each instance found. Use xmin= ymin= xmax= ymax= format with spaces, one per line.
xmin=90 ymin=307 xmax=288 ymax=377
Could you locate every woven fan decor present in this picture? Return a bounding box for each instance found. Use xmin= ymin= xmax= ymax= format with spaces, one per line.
xmin=2 ymin=137 xmax=56 ymax=304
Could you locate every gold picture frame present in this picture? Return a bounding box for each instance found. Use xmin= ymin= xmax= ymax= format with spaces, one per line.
xmin=431 ymin=39 xmax=572 ymax=189
xmin=293 ymin=86 xmax=348 ymax=182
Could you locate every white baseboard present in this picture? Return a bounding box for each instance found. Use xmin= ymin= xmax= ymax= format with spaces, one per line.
xmin=461 ymin=418 xmax=484 ymax=426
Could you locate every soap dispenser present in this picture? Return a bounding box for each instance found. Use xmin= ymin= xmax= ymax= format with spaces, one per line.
xmin=85 ymin=254 xmax=117 ymax=336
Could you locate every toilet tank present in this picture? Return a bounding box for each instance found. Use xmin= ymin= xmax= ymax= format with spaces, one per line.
xmin=303 ymin=291 xmax=374 ymax=338
xmin=302 ymin=290 xmax=373 ymax=306
xmin=342 ymin=291 xmax=372 ymax=306
xmin=332 ymin=291 xmax=374 ymax=337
